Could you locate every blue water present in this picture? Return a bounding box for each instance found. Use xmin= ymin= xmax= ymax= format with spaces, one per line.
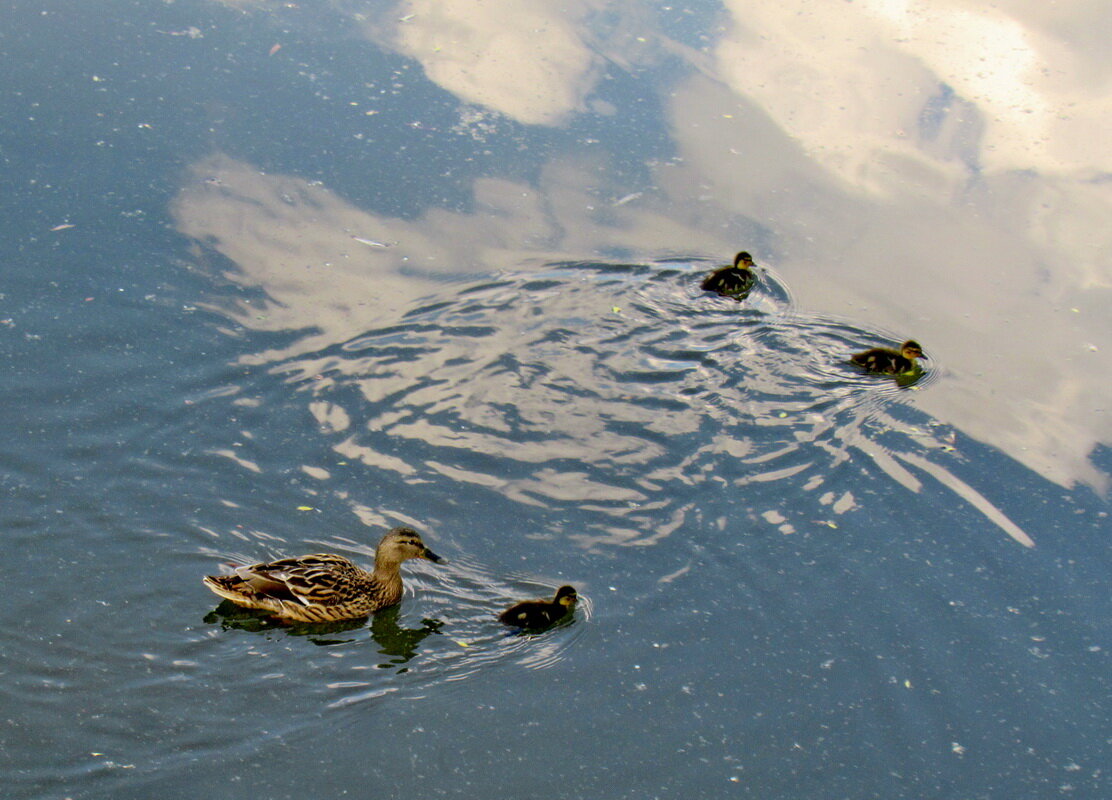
xmin=2 ymin=2 xmax=1108 ymax=799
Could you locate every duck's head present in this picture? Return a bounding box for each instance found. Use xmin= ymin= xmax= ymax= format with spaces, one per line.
xmin=900 ymin=340 xmax=926 ymax=360
xmin=733 ymin=251 xmax=755 ymax=269
xmin=377 ymin=527 xmax=444 ymax=564
xmin=554 ymin=585 xmax=578 ymax=608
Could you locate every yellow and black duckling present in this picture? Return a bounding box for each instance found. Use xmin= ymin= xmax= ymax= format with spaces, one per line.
xmin=498 ymin=585 xmax=578 ymax=630
xmin=850 ymin=340 xmax=927 ymax=375
xmin=701 ymin=251 xmax=757 ymax=300
xmin=202 ymin=526 xmax=443 ymax=623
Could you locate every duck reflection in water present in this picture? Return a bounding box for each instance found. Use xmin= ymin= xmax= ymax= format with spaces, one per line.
xmin=370 ymin=605 xmax=444 ymax=670
xmin=701 ymin=251 xmax=758 ymax=301
xmin=204 ymin=601 xmax=443 ymax=662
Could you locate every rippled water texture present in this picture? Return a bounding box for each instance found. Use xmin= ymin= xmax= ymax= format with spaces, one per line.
xmin=277 ymin=259 xmax=1009 ymax=550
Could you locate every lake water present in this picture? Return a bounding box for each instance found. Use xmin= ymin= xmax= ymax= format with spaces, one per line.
xmin=2 ymin=1 xmax=1109 ymax=798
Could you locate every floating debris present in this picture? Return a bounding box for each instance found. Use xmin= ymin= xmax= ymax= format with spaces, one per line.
xmin=161 ymin=27 xmax=203 ymax=38
xmin=351 ymin=236 xmax=394 ymax=248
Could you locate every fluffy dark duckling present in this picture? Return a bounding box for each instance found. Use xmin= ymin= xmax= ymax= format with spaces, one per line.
xmin=203 ymin=527 xmax=443 ymax=623
xmin=701 ymin=251 xmax=757 ymax=300
xmin=498 ymin=585 xmax=578 ymax=630
xmin=850 ymin=340 xmax=927 ymax=375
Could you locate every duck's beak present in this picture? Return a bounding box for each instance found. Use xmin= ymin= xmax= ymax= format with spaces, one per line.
xmin=423 ymin=548 xmax=444 ymax=564
xmin=918 ymin=353 xmax=929 ymax=360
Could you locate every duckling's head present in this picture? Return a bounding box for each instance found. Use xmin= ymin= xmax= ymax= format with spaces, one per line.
xmin=900 ymin=340 xmax=926 ymax=360
xmin=554 ymin=585 xmax=578 ymax=608
xmin=733 ymin=251 xmax=755 ymax=269
xmin=377 ymin=527 xmax=444 ymax=565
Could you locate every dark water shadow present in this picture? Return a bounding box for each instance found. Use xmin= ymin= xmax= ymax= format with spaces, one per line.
xmin=500 ymin=613 xmax=578 ymax=638
xmin=203 ymin=600 xmax=444 ymax=664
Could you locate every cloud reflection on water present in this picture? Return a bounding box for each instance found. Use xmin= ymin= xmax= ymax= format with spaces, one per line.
xmin=716 ymin=0 xmax=1112 ymax=181
xmin=355 ymin=0 xmax=603 ymax=126
xmin=173 ymin=152 xmax=1036 ymax=541
xmin=183 ymin=0 xmax=1111 ymax=494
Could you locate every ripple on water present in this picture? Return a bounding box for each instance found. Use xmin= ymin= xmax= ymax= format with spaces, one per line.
xmin=272 ymin=259 xmax=953 ymax=548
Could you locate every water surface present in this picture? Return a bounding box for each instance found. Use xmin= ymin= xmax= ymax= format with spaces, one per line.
xmin=2 ymin=1 xmax=1109 ymax=798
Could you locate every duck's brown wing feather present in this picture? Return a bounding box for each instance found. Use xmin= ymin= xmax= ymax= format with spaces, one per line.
xmin=236 ymin=554 xmax=364 ymax=607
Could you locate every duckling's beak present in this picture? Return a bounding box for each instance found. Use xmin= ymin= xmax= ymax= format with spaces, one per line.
xmin=918 ymin=353 xmax=929 ymax=360
xmin=423 ymin=548 xmax=444 ymax=564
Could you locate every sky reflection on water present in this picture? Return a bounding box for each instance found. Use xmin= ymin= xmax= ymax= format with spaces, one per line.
xmin=190 ymin=0 xmax=1112 ymax=492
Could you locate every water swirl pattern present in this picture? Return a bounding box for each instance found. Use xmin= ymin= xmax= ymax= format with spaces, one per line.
xmin=272 ymin=258 xmax=969 ymax=554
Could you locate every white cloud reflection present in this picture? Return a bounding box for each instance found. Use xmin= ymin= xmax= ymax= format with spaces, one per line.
xmin=720 ymin=0 xmax=1112 ymax=179
xmin=355 ymin=0 xmax=602 ymax=126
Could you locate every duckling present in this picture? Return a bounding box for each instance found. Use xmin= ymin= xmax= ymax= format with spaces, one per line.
xmin=498 ymin=585 xmax=578 ymax=630
xmin=202 ymin=527 xmax=443 ymax=623
xmin=702 ymin=251 xmax=757 ymax=300
xmin=850 ymin=340 xmax=927 ymax=375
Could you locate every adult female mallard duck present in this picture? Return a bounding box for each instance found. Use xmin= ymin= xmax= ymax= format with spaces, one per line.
xmin=498 ymin=585 xmax=578 ymax=630
xmin=850 ymin=340 xmax=927 ymax=375
xmin=202 ymin=527 xmax=443 ymax=623
xmin=702 ymin=251 xmax=757 ymax=300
